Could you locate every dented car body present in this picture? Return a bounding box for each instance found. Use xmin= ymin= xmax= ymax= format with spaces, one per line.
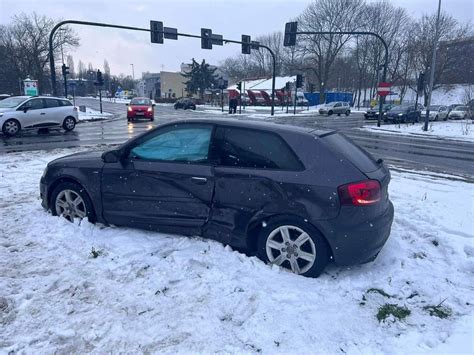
xmin=40 ymin=119 xmax=394 ymax=271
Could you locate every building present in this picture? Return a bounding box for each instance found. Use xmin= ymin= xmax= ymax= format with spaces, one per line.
xmin=160 ymin=71 xmax=187 ymax=98
xmin=138 ymin=72 xmax=161 ymax=99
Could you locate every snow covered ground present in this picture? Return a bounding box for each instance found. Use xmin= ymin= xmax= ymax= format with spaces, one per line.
xmin=77 ymin=107 xmax=113 ymax=122
xmin=361 ymin=120 xmax=473 ymax=142
xmin=0 ymin=148 xmax=473 ymax=353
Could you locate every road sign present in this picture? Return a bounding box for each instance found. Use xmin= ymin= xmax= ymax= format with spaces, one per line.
xmin=377 ymin=82 xmax=391 ymax=96
xmin=24 ymin=78 xmax=38 ymax=96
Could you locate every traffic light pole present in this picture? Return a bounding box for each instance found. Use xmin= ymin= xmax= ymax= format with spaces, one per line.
xmin=289 ymin=30 xmax=388 ymax=127
xmin=49 ymin=20 xmax=277 ymax=116
xmin=63 ymin=72 xmax=68 ymax=97
xmin=293 ymin=84 xmax=297 ymax=115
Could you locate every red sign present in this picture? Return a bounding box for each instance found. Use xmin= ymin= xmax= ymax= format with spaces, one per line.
xmin=377 ymin=82 xmax=391 ymax=97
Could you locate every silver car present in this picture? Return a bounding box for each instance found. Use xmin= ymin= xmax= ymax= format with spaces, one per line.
xmin=319 ymin=101 xmax=351 ymax=116
xmin=0 ymin=96 xmax=78 ymax=137
xmin=421 ymin=105 xmax=449 ymax=121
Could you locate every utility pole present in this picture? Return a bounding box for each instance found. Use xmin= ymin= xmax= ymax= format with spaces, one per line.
xmin=424 ymin=0 xmax=442 ymax=131
xmin=293 ymin=82 xmax=297 ymax=115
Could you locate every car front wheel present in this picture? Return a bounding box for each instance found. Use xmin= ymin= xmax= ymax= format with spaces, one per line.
xmin=51 ymin=182 xmax=95 ymax=223
xmin=345 ymin=110 xmax=350 ymax=116
xmin=2 ymin=119 xmax=21 ymax=137
xmin=328 ymin=110 xmax=333 ymax=116
xmin=63 ymin=116 xmax=76 ymax=131
xmin=257 ymin=218 xmax=330 ymax=277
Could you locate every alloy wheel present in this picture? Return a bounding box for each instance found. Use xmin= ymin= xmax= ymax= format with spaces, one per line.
xmin=64 ymin=118 xmax=75 ymax=130
xmin=55 ymin=189 xmax=87 ymax=223
xmin=265 ymin=225 xmax=316 ymax=274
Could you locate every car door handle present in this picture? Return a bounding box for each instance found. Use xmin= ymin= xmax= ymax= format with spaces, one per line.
xmin=191 ymin=177 xmax=207 ymax=184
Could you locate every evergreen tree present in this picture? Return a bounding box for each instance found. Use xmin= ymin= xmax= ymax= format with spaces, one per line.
xmin=183 ymin=58 xmax=218 ymax=98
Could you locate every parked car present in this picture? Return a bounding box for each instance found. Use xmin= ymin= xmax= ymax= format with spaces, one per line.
xmin=174 ymin=98 xmax=196 ymax=110
xmin=319 ymin=102 xmax=351 ymax=116
xmin=126 ymin=97 xmax=155 ymax=122
xmin=448 ymin=105 xmax=470 ymax=120
xmin=448 ymin=103 xmax=463 ymax=114
xmin=0 ymin=96 xmax=77 ymax=137
xmin=0 ymin=94 xmax=11 ymax=101
xmin=364 ymin=104 xmax=395 ymax=120
xmin=384 ymin=104 xmax=421 ymax=124
xmin=40 ymin=119 xmax=394 ymax=278
xmin=421 ymin=105 xmax=449 ymax=121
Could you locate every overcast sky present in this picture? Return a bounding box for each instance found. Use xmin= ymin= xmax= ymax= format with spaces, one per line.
xmin=1 ymin=0 xmax=472 ymax=78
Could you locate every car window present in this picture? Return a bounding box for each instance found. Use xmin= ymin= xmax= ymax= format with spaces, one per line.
xmin=334 ymin=103 xmax=342 ymax=107
xmin=216 ymin=127 xmax=303 ymax=171
xmin=45 ymin=98 xmax=60 ymax=108
xmin=130 ymin=126 xmax=212 ymax=163
xmin=130 ymin=98 xmax=152 ymax=105
xmin=60 ymin=100 xmax=73 ymax=106
xmin=21 ymin=98 xmax=44 ymax=110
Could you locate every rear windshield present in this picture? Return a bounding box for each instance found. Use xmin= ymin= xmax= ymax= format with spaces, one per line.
xmin=321 ymin=133 xmax=378 ymax=173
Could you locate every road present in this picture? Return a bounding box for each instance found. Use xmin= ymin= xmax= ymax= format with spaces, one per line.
xmin=1 ymin=97 xmax=473 ymax=179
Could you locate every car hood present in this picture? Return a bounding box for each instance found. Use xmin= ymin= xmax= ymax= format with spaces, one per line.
xmin=450 ymin=110 xmax=465 ymax=114
xmin=48 ymin=150 xmax=104 ymax=168
xmin=0 ymin=107 xmax=14 ymax=113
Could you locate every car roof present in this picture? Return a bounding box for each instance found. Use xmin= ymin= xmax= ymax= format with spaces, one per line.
xmin=170 ymin=118 xmax=333 ymax=137
xmin=8 ymin=95 xmax=69 ymax=100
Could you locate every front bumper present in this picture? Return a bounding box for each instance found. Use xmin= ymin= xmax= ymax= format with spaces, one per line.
xmin=317 ymin=201 xmax=394 ymax=266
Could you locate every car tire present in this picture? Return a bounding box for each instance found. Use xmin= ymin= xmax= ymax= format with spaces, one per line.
xmin=337 ymin=113 xmax=341 ymax=116
xmin=257 ymin=216 xmax=330 ymax=278
xmin=2 ymin=119 xmax=21 ymax=137
xmin=345 ymin=110 xmax=350 ymax=116
xmin=50 ymin=181 xmax=95 ymax=223
xmin=434 ymin=115 xmax=439 ymax=121
xmin=328 ymin=110 xmax=333 ymax=116
xmin=63 ymin=116 xmax=76 ymax=131
xmin=150 ymin=117 xmax=154 ymax=121
xmin=174 ymin=106 xmax=178 ymax=110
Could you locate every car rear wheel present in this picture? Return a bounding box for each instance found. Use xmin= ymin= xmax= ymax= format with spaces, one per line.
xmin=345 ymin=110 xmax=350 ymax=116
xmin=257 ymin=218 xmax=330 ymax=277
xmin=51 ymin=182 xmax=95 ymax=223
xmin=328 ymin=110 xmax=333 ymax=116
xmin=2 ymin=119 xmax=21 ymax=137
xmin=63 ymin=116 xmax=76 ymax=131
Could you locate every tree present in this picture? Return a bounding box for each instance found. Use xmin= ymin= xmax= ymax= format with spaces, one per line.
xmin=182 ymin=58 xmax=218 ymax=98
xmin=297 ymin=0 xmax=365 ymax=103
xmin=0 ymin=12 xmax=79 ymax=94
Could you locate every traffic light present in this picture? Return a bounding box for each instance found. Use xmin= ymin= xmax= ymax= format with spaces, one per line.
xmin=201 ymin=28 xmax=213 ymax=49
xmin=296 ymin=74 xmax=303 ymax=88
xmin=150 ymin=20 xmax=164 ymax=44
xmin=97 ymin=70 xmax=104 ymax=86
xmin=417 ymin=72 xmax=425 ymax=93
xmin=236 ymin=82 xmax=242 ymax=91
xmin=284 ymin=22 xmax=298 ymax=47
xmin=62 ymin=64 xmax=70 ymax=76
xmin=242 ymin=35 xmax=251 ymax=54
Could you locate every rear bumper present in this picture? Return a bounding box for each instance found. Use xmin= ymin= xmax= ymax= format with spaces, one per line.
xmin=317 ymin=201 xmax=394 ymax=266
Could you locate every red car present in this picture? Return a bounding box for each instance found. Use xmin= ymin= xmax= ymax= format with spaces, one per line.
xmin=126 ymin=97 xmax=155 ymax=121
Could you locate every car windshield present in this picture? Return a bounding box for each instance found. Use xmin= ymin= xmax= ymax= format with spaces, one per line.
xmin=0 ymin=96 xmax=28 ymax=108
xmin=389 ymin=105 xmax=410 ymax=112
xmin=130 ymin=98 xmax=151 ymax=105
xmin=454 ymin=106 xmax=467 ymax=111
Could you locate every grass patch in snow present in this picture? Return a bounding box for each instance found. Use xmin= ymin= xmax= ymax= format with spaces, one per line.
xmin=377 ymin=304 xmax=411 ymax=322
xmin=366 ymin=288 xmax=393 ymax=298
xmin=423 ymin=300 xmax=452 ymax=319
xmin=89 ymin=247 xmax=103 ymax=258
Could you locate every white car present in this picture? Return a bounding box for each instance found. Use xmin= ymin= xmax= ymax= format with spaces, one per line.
xmin=421 ymin=105 xmax=449 ymax=121
xmin=448 ymin=106 xmax=470 ymax=120
xmin=0 ymin=96 xmax=78 ymax=137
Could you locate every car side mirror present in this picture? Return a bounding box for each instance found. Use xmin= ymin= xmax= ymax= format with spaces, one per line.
xmin=22 ymin=107 xmax=29 ymax=113
xmin=152 ymin=103 xmax=156 ymax=107
xmin=102 ymin=150 xmax=120 ymax=163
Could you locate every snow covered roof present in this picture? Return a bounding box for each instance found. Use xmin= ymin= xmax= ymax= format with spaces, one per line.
xmin=228 ymin=76 xmax=296 ymax=91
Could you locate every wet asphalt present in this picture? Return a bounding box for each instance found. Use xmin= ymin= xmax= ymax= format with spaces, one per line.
xmin=1 ymin=97 xmax=473 ymax=180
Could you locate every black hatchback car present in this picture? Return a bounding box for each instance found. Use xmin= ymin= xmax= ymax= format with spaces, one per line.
xmin=384 ymin=104 xmax=422 ymax=124
xmin=174 ymin=98 xmax=196 ymax=110
xmin=40 ymin=119 xmax=394 ymax=277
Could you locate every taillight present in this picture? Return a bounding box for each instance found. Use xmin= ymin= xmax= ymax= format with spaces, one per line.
xmin=128 ymin=106 xmax=132 ymax=112
xmin=338 ymin=180 xmax=381 ymax=206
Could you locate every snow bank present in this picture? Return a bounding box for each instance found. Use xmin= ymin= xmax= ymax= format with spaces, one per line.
xmin=0 ymin=148 xmax=473 ymax=353
xmin=361 ymin=120 xmax=474 ymax=142
xmin=77 ymin=107 xmax=113 ymax=122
